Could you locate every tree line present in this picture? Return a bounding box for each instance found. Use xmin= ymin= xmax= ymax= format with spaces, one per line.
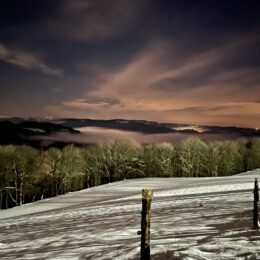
xmin=0 ymin=137 xmax=260 ymax=209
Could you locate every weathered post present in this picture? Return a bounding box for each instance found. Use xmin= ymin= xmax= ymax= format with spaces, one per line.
xmin=253 ymin=178 xmax=259 ymax=229
xmin=137 ymin=189 xmax=153 ymax=260
xmin=0 ymin=189 xmax=2 ymax=210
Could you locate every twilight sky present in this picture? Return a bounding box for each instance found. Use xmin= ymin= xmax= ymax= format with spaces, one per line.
xmin=0 ymin=0 xmax=260 ymax=127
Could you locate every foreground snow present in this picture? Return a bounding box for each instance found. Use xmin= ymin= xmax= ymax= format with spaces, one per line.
xmin=0 ymin=170 xmax=260 ymax=259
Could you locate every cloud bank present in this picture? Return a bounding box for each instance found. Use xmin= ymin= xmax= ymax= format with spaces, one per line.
xmin=0 ymin=43 xmax=62 ymax=76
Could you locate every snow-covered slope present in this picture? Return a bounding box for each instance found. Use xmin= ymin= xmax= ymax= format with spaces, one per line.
xmin=0 ymin=170 xmax=260 ymax=259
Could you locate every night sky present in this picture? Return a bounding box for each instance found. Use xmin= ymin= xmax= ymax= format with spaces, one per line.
xmin=0 ymin=0 xmax=260 ymax=127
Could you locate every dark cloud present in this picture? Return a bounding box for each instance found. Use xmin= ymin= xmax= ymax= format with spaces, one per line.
xmin=165 ymin=106 xmax=205 ymax=113
xmin=46 ymin=0 xmax=146 ymax=42
xmin=0 ymin=43 xmax=62 ymax=76
xmin=207 ymin=105 xmax=235 ymax=112
xmin=150 ymin=34 xmax=260 ymax=92
xmin=76 ymin=97 xmax=121 ymax=106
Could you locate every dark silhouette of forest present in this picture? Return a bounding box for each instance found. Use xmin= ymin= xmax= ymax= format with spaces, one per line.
xmin=1 ymin=137 xmax=259 ymax=209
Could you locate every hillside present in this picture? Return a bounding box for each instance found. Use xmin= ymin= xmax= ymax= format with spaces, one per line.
xmin=58 ymin=118 xmax=260 ymax=136
xmin=58 ymin=118 xmax=176 ymax=134
xmin=0 ymin=118 xmax=259 ymax=148
xmin=1 ymin=170 xmax=260 ymax=259
xmin=0 ymin=120 xmax=80 ymax=148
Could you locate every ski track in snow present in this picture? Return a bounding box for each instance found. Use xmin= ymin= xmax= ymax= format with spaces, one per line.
xmin=0 ymin=170 xmax=260 ymax=259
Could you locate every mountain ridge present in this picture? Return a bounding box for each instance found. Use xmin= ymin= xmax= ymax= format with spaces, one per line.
xmin=0 ymin=117 xmax=259 ymax=148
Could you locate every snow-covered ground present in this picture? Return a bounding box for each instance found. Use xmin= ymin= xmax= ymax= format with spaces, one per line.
xmin=1 ymin=170 xmax=260 ymax=259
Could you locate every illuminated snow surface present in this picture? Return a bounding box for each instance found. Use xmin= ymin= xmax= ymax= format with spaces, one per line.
xmin=1 ymin=170 xmax=260 ymax=259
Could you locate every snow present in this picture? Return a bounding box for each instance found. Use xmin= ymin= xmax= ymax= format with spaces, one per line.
xmin=173 ymin=125 xmax=205 ymax=133
xmin=0 ymin=170 xmax=260 ymax=259
xmin=23 ymin=127 xmax=46 ymax=133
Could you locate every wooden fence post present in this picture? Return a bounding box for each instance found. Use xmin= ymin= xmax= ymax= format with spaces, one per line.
xmin=137 ymin=189 xmax=153 ymax=260
xmin=253 ymin=178 xmax=259 ymax=229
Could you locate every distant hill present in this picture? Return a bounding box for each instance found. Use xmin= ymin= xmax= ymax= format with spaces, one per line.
xmin=56 ymin=118 xmax=176 ymax=134
xmin=0 ymin=120 xmax=80 ymax=148
xmin=0 ymin=118 xmax=259 ymax=148
xmin=56 ymin=118 xmax=260 ymax=136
